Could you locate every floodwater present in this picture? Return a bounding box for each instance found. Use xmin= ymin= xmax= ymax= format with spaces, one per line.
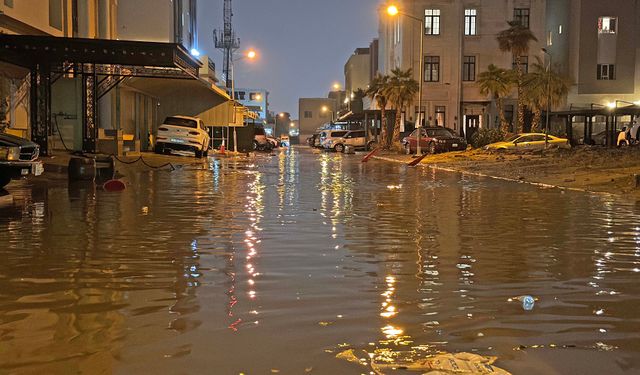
xmin=1 ymin=147 xmax=639 ymax=374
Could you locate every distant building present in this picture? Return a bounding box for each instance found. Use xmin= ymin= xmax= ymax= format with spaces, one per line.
xmin=298 ymin=98 xmax=337 ymax=140
xmin=233 ymin=88 xmax=269 ymax=123
xmin=344 ymin=48 xmax=371 ymax=99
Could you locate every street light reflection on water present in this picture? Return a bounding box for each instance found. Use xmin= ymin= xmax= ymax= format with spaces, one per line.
xmin=2 ymin=148 xmax=640 ymax=373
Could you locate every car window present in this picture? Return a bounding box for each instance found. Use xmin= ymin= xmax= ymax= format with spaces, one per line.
xmin=426 ymin=129 xmax=453 ymax=138
xmin=349 ymin=131 xmax=365 ymax=138
xmin=164 ymin=117 xmax=197 ymax=128
xmin=255 ymin=127 xmax=266 ymax=136
xmin=506 ymin=134 xmax=521 ymax=142
xmin=529 ymin=135 xmax=546 ymax=142
xmin=410 ymin=130 xmax=418 ymax=137
xmin=515 ymin=136 xmax=531 ymax=143
xmin=331 ymin=131 xmax=348 ymax=137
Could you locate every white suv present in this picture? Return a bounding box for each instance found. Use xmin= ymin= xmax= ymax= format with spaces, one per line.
xmin=330 ymin=130 xmax=372 ymax=152
xmin=320 ymin=130 xmax=349 ymax=150
xmin=155 ymin=116 xmax=210 ymax=158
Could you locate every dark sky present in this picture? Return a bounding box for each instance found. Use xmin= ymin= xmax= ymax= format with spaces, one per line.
xmin=198 ymin=0 xmax=379 ymax=119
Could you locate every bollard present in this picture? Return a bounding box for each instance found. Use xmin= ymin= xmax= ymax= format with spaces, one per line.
xmin=68 ymin=157 xmax=96 ymax=181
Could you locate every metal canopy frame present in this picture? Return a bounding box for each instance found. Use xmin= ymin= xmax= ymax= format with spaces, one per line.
xmin=0 ymin=34 xmax=202 ymax=155
xmin=552 ymin=105 xmax=640 ymax=147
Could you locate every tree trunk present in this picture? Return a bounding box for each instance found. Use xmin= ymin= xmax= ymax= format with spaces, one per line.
xmin=531 ymin=106 xmax=542 ymax=132
xmin=515 ymin=57 xmax=525 ymax=134
xmin=496 ymin=96 xmax=509 ymax=135
xmin=391 ymin=107 xmax=402 ymax=151
xmin=379 ymin=107 xmax=388 ymax=150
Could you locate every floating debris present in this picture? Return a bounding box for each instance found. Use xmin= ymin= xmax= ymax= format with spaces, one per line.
xmin=371 ymin=351 xmax=512 ymax=374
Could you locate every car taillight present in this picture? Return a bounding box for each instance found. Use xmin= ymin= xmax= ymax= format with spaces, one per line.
xmin=159 ymin=127 xmax=169 ymax=131
xmin=189 ymin=131 xmax=199 ymax=136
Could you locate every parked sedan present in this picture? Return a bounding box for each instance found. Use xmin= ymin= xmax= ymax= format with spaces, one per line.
xmin=155 ymin=116 xmax=210 ymax=158
xmin=0 ymin=132 xmax=44 ymax=189
xmin=485 ymin=133 xmax=570 ymax=151
xmin=402 ymin=127 xmax=467 ymax=154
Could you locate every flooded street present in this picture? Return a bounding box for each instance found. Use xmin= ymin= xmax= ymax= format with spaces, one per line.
xmin=1 ymin=148 xmax=640 ymax=374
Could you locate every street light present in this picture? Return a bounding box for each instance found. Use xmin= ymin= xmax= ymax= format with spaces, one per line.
xmin=230 ymin=49 xmax=258 ymax=153
xmin=322 ymin=105 xmax=335 ymax=123
xmin=541 ymin=48 xmax=552 ymax=148
xmin=387 ymin=4 xmax=425 ymax=155
xmin=333 ymin=83 xmax=341 ymax=90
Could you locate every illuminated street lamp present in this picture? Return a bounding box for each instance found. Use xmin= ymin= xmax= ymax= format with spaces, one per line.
xmin=322 ymin=105 xmax=335 ymax=123
xmin=387 ymin=4 xmax=425 ymax=155
xmin=230 ymin=49 xmax=258 ymax=152
xmin=333 ymin=83 xmax=341 ymax=90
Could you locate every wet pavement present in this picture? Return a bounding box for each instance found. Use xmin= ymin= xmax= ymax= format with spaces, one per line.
xmin=1 ymin=147 xmax=639 ymax=374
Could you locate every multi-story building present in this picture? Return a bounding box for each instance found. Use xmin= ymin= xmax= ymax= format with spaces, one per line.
xmin=298 ymin=98 xmax=337 ymax=141
xmin=378 ymin=0 xmax=640 ymax=139
xmin=233 ymin=88 xmax=269 ymax=123
xmin=345 ymin=48 xmax=372 ymax=99
xmin=0 ymin=0 xmax=238 ymax=154
xmin=379 ymin=0 xmax=547 ymax=138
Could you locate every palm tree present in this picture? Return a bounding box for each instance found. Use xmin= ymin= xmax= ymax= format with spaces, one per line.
xmin=366 ymin=74 xmax=390 ymax=148
xmin=383 ymin=68 xmax=419 ymax=150
xmin=477 ymin=64 xmax=515 ymax=134
xmin=522 ymin=57 xmax=570 ymax=131
xmin=497 ymin=21 xmax=538 ymax=133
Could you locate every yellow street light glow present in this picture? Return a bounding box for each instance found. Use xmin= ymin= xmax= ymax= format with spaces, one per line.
xmin=255 ymin=94 xmax=262 ymax=101
xmin=290 ymin=122 xmax=295 ymax=127
xmin=387 ymin=5 xmax=399 ymax=16
xmin=322 ymin=106 xmax=329 ymax=112
xmin=247 ymin=50 xmax=257 ymax=59
xmin=333 ymin=83 xmax=341 ymax=90
xmin=279 ymin=113 xmax=285 ymax=118
xmin=606 ymin=102 xmax=616 ymax=109
xmin=635 ymin=101 xmax=640 ymax=106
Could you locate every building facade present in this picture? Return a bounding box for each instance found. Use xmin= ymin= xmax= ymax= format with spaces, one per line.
xmin=298 ymin=98 xmax=337 ymax=140
xmin=233 ymin=88 xmax=269 ymax=124
xmin=344 ymin=48 xmax=372 ymax=99
xmin=378 ymin=0 xmax=640 ymax=139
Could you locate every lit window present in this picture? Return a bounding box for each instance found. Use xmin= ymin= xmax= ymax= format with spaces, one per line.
xmin=598 ymin=17 xmax=617 ymax=34
xmin=464 ymin=9 xmax=477 ymax=36
xmin=425 ymin=9 xmax=440 ymax=35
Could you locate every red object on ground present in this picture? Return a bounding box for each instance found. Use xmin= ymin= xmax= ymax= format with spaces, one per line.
xmin=103 ymin=179 xmax=126 ymax=192
xmin=361 ymin=148 xmax=380 ymax=163
xmin=407 ymin=153 xmax=428 ymax=167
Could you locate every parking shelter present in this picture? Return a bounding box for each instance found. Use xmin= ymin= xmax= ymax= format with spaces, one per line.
xmin=551 ymin=104 xmax=640 ymax=147
xmin=0 ymin=34 xmax=233 ymax=156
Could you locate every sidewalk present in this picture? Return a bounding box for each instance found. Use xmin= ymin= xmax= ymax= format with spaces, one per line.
xmin=373 ymin=147 xmax=640 ymax=198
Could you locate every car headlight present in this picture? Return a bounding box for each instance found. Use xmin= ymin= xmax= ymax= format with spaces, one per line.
xmin=0 ymin=146 xmax=20 ymax=161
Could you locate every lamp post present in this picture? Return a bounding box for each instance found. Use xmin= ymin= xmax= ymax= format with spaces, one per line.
xmin=230 ymin=49 xmax=257 ymax=153
xmin=542 ymin=48 xmax=551 ymax=149
xmin=388 ymin=4 xmax=425 ymax=155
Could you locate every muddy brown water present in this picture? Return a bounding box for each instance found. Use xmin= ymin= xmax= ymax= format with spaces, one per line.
xmin=1 ymin=148 xmax=639 ymax=374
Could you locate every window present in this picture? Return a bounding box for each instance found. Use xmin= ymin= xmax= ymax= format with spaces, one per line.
xmin=250 ymin=93 xmax=259 ymax=100
xmin=597 ymin=64 xmax=616 ymax=80
xmin=425 ymin=9 xmax=440 ymax=35
xmin=237 ymin=91 xmax=246 ymax=100
xmin=304 ymin=111 xmax=313 ymax=118
xmin=514 ymin=8 xmax=530 ymax=28
xmin=512 ymin=56 xmax=529 ymax=73
xmin=424 ymin=56 xmax=440 ymax=82
xmin=4 ymin=0 xmax=13 ymax=7
xmin=435 ymin=106 xmax=446 ymax=126
xmin=462 ymin=56 xmax=476 ymax=81
xmin=598 ymin=17 xmax=617 ymax=34
xmin=49 ymin=0 xmax=62 ymax=30
xmin=505 ymin=105 xmax=514 ymax=131
xmin=464 ymin=9 xmax=477 ymax=36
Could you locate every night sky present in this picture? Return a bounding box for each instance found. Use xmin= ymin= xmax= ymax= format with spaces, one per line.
xmin=198 ymin=0 xmax=379 ymax=119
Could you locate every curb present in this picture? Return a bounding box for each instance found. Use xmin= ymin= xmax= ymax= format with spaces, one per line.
xmin=371 ymin=155 xmax=616 ymax=197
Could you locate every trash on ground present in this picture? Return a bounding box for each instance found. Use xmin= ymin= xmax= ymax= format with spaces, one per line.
xmin=507 ymin=295 xmax=537 ymax=310
xmin=371 ymin=351 xmax=512 ymax=374
xmin=103 ymin=179 xmax=126 ymax=192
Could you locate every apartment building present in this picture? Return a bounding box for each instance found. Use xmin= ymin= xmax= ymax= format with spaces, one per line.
xmin=233 ymin=88 xmax=269 ymax=124
xmin=345 ymin=48 xmax=372 ymax=99
xmin=379 ymin=0 xmax=547 ymax=138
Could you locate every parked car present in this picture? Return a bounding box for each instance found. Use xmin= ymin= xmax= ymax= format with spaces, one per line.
xmin=326 ymin=130 xmax=377 ymax=153
xmin=402 ymin=127 xmax=467 ymax=154
xmin=306 ymin=133 xmax=319 ymax=147
xmin=155 ymin=116 xmax=210 ymax=158
xmin=266 ymin=136 xmax=280 ymax=149
xmin=318 ymin=130 xmax=348 ymax=149
xmin=484 ymin=133 xmax=570 ymax=151
xmin=254 ymin=127 xmax=273 ymax=151
xmin=0 ymin=132 xmax=44 ymax=189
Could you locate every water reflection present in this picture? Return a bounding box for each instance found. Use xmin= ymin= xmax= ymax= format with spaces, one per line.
xmin=2 ymin=150 xmax=640 ymax=374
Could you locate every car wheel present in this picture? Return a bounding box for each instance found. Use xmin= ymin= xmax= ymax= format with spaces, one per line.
xmin=404 ymin=143 xmax=412 ymax=155
xmin=334 ymin=144 xmax=344 ymax=153
xmin=154 ymin=143 xmax=164 ymax=154
xmin=253 ymin=140 xmax=259 ymax=151
xmin=0 ymin=175 xmax=11 ymax=189
xmin=428 ymin=142 xmax=436 ymax=154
